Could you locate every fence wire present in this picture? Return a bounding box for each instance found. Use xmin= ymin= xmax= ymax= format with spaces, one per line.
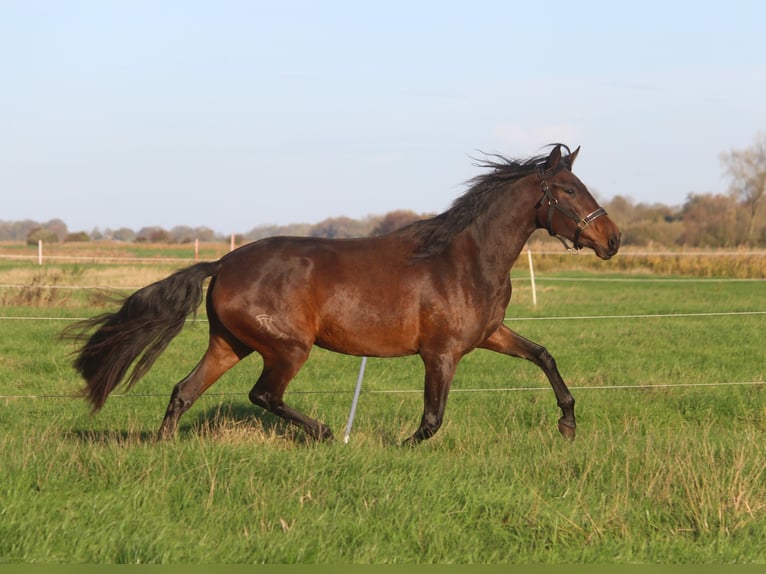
xmin=2 ymin=380 xmax=764 ymax=402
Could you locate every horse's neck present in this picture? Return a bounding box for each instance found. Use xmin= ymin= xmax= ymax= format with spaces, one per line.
xmin=466 ymin=183 xmax=539 ymax=280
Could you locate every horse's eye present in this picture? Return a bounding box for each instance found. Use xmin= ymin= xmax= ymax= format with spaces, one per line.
xmin=564 ymin=188 xmax=576 ymax=196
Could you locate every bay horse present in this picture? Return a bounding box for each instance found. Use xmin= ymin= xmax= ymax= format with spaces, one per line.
xmin=67 ymin=144 xmax=620 ymax=444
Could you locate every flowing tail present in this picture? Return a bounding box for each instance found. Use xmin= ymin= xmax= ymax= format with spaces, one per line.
xmin=65 ymin=260 xmax=222 ymax=412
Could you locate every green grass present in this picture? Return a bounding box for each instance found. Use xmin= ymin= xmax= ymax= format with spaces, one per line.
xmin=1 ymin=257 xmax=765 ymax=563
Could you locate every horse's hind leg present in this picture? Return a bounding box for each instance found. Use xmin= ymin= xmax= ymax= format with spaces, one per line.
xmin=248 ymin=348 xmax=334 ymax=441
xmin=402 ymin=352 xmax=458 ymax=446
xmin=480 ymin=324 xmax=576 ymax=440
xmin=157 ymin=332 xmax=250 ymax=440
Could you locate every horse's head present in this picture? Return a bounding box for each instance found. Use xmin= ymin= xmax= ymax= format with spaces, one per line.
xmin=534 ymin=145 xmax=621 ymax=260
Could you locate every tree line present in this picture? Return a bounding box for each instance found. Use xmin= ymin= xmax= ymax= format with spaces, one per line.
xmin=0 ymin=210 xmax=426 ymax=246
xmin=4 ymin=134 xmax=764 ymax=249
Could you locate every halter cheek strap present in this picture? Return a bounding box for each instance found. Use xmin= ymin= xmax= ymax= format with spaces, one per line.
xmin=535 ymin=170 xmax=608 ymax=252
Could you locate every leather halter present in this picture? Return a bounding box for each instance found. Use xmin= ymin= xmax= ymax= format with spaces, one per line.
xmin=535 ymin=165 xmax=607 ymax=252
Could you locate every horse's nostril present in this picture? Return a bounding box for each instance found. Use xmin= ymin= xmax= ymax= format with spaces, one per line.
xmin=609 ymin=233 xmax=621 ymax=253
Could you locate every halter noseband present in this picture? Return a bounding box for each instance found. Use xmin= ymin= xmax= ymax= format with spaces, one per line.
xmin=535 ymin=165 xmax=607 ymax=252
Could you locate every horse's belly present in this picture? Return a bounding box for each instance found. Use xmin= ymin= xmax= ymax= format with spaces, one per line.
xmin=314 ymin=310 xmax=419 ymax=358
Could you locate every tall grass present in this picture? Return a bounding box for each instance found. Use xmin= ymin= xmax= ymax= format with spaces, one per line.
xmin=525 ymin=244 xmax=766 ymax=278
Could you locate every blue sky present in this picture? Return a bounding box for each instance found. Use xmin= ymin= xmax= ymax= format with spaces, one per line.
xmin=1 ymin=1 xmax=764 ymax=234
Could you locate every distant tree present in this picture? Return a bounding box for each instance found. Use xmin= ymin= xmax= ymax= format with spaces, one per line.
xmin=245 ymin=225 xmax=282 ymax=241
xmin=64 ymin=231 xmax=90 ymax=242
xmin=310 ymin=216 xmax=369 ymax=238
xmin=601 ymin=195 xmax=635 ymax=225
xmin=166 ymin=226 xmax=217 ymax=243
xmin=44 ymin=218 xmax=68 ymax=241
xmin=1 ymin=220 xmax=42 ymax=241
xmin=111 ymin=227 xmax=136 ymax=242
xmin=194 ymin=226 xmax=217 ymax=242
xmin=150 ymin=228 xmax=170 ymax=243
xmin=678 ymin=193 xmax=745 ymax=247
xmin=26 ymin=227 xmax=59 ymax=245
xmin=720 ymin=132 xmax=766 ymax=245
xmin=244 ymin=223 xmax=314 ymax=241
xmin=169 ymin=225 xmax=195 ymax=243
xmin=136 ymin=226 xmax=169 ymax=243
xmin=602 ymin=196 xmax=682 ymax=246
xmin=369 ymin=210 xmax=425 ymax=236
xmin=17 ymin=220 xmax=39 ymax=241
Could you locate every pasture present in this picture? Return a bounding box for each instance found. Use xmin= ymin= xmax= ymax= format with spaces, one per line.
xmin=1 ymin=243 xmax=765 ymax=563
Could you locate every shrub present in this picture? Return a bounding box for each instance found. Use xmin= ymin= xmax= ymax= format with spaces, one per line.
xmin=64 ymin=231 xmax=91 ymax=242
xmin=25 ymin=227 xmax=59 ymax=246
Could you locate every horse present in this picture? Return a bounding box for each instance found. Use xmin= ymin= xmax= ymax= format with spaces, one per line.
xmin=66 ymin=144 xmax=620 ymax=444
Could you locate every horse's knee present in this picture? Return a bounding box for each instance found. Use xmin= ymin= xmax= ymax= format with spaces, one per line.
xmin=536 ymin=346 xmax=558 ymax=370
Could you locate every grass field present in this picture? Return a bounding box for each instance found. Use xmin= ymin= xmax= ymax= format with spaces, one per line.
xmin=1 ymin=244 xmax=765 ymax=563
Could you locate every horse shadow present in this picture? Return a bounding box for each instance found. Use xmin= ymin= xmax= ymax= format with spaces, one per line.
xmin=182 ymin=402 xmax=309 ymax=443
xmin=67 ymin=396 xmax=408 ymax=445
xmin=66 ymin=401 xmax=302 ymax=445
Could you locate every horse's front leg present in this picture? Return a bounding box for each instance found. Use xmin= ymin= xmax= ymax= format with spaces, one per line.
xmin=479 ymin=324 xmax=576 ymax=439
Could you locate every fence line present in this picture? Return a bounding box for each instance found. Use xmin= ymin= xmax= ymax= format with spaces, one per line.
xmin=506 ymin=310 xmax=766 ymax=321
xmin=2 ymin=380 xmax=764 ymax=402
xmin=524 ymin=276 xmax=766 ymax=283
xmin=0 ymin=283 xmax=133 ymax=291
xmin=0 ymin=283 xmax=143 ymax=292
xmin=0 ymin=253 xmax=195 ymax=264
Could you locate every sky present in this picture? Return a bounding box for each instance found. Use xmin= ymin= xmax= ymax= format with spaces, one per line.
xmin=2 ymin=1 xmax=765 ymax=235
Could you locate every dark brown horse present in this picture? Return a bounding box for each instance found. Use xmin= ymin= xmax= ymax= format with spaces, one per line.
xmin=67 ymin=144 xmax=620 ymax=444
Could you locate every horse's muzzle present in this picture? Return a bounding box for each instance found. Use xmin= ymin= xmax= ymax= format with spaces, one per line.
xmin=597 ymin=231 xmax=621 ymax=260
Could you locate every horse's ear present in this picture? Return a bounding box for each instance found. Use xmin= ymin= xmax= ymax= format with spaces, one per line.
xmin=567 ymin=145 xmax=580 ymax=167
xmin=545 ymin=144 xmax=563 ymax=171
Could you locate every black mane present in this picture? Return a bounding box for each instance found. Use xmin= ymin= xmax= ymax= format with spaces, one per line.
xmin=409 ymin=147 xmax=571 ymax=257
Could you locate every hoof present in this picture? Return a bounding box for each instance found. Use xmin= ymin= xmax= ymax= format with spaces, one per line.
xmin=558 ymin=419 xmax=576 ymax=441
xmin=156 ymin=424 xmax=176 ymax=442
xmin=155 ymin=431 xmax=175 ymax=442
xmin=315 ymin=425 xmax=334 ymax=442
